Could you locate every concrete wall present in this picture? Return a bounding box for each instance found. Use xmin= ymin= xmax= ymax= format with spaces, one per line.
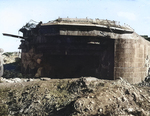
xmin=20 ymin=21 xmax=150 ymax=84
xmin=114 ymin=34 xmax=150 ymax=84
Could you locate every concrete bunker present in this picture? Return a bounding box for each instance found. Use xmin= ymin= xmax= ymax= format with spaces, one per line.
xmin=3 ymin=18 xmax=150 ymax=84
xmin=19 ymin=19 xmax=116 ymax=80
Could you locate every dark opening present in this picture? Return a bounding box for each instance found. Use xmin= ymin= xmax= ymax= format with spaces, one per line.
xmin=35 ymin=36 xmax=114 ymax=80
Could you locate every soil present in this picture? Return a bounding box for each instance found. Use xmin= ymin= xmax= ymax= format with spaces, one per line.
xmin=0 ymin=77 xmax=150 ymax=116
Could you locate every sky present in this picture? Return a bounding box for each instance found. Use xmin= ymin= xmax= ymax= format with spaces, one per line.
xmin=0 ymin=0 xmax=150 ymax=52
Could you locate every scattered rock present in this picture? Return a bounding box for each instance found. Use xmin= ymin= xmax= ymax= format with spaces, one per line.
xmin=0 ymin=77 xmax=41 ymax=83
xmin=40 ymin=77 xmax=51 ymax=81
xmin=145 ymin=75 xmax=150 ymax=83
xmin=0 ymin=77 xmax=149 ymax=116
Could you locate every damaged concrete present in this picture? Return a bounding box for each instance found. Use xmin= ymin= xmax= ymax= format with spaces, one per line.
xmin=3 ymin=18 xmax=150 ymax=84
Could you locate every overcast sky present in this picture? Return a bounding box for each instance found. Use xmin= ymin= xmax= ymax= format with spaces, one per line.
xmin=0 ymin=0 xmax=150 ymax=52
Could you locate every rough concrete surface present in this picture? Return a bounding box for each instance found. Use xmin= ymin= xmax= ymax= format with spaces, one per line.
xmin=17 ymin=18 xmax=150 ymax=84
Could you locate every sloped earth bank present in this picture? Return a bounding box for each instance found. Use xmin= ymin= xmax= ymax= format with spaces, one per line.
xmin=0 ymin=77 xmax=150 ymax=116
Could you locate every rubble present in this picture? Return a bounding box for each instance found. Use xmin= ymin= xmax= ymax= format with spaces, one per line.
xmin=145 ymin=75 xmax=150 ymax=83
xmin=0 ymin=77 xmax=149 ymax=116
xmin=138 ymin=75 xmax=150 ymax=87
xmin=0 ymin=77 xmax=37 ymax=83
xmin=2 ymin=52 xmax=21 ymax=64
xmin=0 ymin=48 xmax=4 ymax=77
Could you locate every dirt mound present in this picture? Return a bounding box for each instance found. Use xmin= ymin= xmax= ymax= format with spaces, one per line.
xmin=0 ymin=77 xmax=149 ymax=116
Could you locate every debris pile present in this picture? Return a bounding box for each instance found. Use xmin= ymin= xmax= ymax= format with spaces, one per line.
xmin=0 ymin=77 xmax=149 ymax=116
xmin=2 ymin=52 xmax=22 ymax=78
xmin=2 ymin=52 xmax=21 ymax=64
xmin=138 ymin=75 xmax=150 ymax=87
xmin=0 ymin=77 xmax=36 ymax=83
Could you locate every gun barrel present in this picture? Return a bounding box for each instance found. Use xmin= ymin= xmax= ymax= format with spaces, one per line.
xmin=2 ymin=33 xmax=24 ymax=39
